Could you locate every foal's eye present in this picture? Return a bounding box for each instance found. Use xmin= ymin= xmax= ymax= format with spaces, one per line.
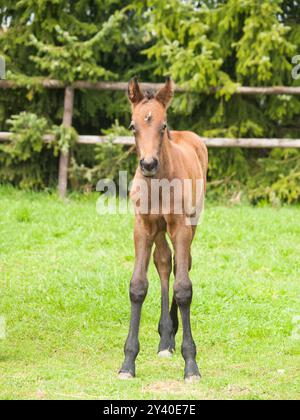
xmin=129 ymin=122 xmax=136 ymax=132
xmin=161 ymin=122 xmax=167 ymax=132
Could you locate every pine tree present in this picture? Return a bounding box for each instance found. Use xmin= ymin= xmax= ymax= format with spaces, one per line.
xmin=0 ymin=0 xmax=299 ymax=202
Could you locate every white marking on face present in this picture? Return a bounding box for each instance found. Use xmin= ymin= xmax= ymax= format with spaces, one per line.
xmin=144 ymin=111 xmax=152 ymax=122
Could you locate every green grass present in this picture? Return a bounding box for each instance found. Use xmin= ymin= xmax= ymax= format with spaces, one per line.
xmin=0 ymin=185 xmax=299 ymax=400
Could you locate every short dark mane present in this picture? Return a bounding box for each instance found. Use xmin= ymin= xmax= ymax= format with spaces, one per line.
xmin=144 ymin=89 xmax=155 ymax=100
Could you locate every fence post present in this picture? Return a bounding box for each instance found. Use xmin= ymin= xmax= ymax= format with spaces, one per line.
xmin=58 ymin=86 xmax=74 ymax=198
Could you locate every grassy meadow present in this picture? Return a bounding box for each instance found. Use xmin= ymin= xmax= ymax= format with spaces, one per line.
xmin=0 ymin=186 xmax=299 ymax=400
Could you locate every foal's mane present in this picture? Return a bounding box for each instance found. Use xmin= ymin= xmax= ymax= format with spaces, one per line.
xmin=142 ymin=89 xmax=156 ymax=101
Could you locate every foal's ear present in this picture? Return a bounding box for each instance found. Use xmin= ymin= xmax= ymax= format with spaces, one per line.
xmin=127 ymin=77 xmax=144 ymax=106
xmin=155 ymin=77 xmax=174 ymax=109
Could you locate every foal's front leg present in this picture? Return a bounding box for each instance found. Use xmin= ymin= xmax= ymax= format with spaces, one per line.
xmin=169 ymin=222 xmax=201 ymax=382
xmin=119 ymin=219 xmax=154 ymax=379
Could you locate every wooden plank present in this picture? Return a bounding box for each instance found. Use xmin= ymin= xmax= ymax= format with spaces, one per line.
xmin=202 ymin=137 xmax=300 ymax=148
xmin=0 ymin=79 xmax=65 ymax=89
xmin=1 ymin=132 xmax=300 ymax=148
xmin=237 ymin=86 xmax=300 ymax=95
xmin=76 ymin=136 xmax=300 ymax=148
xmin=77 ymin=135 xmax=135 ymax=145
xmin=1 ymin=79 xmax=300 ymax=95
xmin=0 ymin=132 xmax=54 ymax=142
xmin=0 ymin=132 xmax=12 ymax=140
xmin=73 ymin=84 xmax=300 ymax=96
xmin=58 ymin=87 xmax=74 ymax=198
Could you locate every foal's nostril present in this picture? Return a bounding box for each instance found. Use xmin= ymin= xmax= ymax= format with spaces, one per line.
xmin=140 ymin=158 xmax=158 ymax=173
xmin=147 ymin=158 xmax=158 ymax=171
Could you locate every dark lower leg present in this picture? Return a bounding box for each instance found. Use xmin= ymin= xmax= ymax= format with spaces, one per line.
xmin=119 ymin=278 xmax=148 ymax=377
xmin=179 ymin=303 xmax=200 ymax=379
xmin=158 ymin=283 xmax=173 ymax=353
xmin=169 ymin=296 xmax=179 ymax=351
xmin=174 ymin=278 xmax=200 ymax=379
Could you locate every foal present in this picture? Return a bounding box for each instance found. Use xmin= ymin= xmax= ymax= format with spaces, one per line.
xmin=119 ymin=77 xmax=208 ymax=381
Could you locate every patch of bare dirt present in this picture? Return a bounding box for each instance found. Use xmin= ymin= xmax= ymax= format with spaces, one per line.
xmin=225 ymin=384 xmax=251 ymax=398
xmin=142 ymin=380 xmax=210 ymax=399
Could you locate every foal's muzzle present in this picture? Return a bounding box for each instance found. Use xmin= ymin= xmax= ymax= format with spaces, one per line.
xmin=140 ymin=158 xmax=159 ymax=177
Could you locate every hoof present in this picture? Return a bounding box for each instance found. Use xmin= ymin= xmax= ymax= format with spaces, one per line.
xmin=185 ymin=374 xmax=201 ymax=383
xmin=158 ymin=350 xmax=173 ymax=358
xmin=118 ymin=372 xmax=134 ymax=380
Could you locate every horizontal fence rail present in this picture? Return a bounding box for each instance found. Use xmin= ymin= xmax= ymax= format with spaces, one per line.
xmin=1 ymin=79 xmax=300 ymax=197
xmin=1 ymin=79 xmax=300 ymax=95
xmin=1 ymin=132 xmax=300 ymax=149
xmin=75 ymin=136 xmax=300 ymax=149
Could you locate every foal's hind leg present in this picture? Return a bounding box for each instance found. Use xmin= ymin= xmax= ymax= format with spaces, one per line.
xmin=153 ymin=232 xmax=174 ymax=356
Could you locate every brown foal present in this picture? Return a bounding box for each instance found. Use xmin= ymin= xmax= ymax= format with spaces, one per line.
xmin=119 ymin=77 xmax=208 ymax=381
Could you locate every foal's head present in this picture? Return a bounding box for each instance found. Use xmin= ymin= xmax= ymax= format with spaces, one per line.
xmin=128 ymin=77 xmax=174 ymax=177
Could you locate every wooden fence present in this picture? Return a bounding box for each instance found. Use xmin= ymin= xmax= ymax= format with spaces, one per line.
xmin=0 ymin=79 xmax=299 ymax=197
